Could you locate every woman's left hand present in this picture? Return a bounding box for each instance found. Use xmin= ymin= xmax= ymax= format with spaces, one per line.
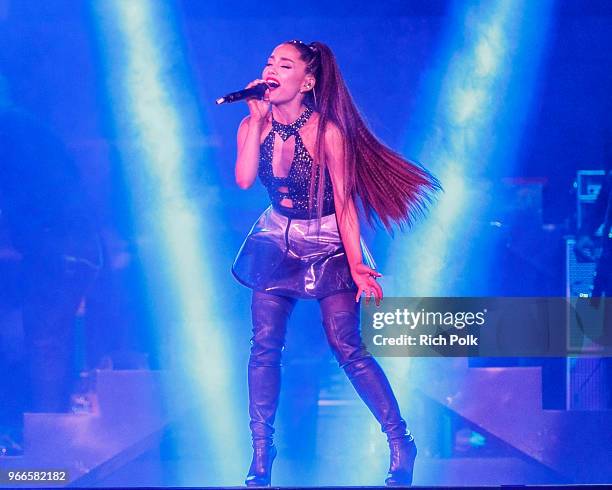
xmin=351 ymin=262 xmax=383 ymax=306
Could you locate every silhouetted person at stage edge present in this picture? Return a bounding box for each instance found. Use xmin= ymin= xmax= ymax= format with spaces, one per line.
xmin=0 ymin=73 xmax=102 ymax=418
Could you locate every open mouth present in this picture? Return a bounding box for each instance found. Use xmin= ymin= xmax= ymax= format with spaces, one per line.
xmin=266 ymin=77 xmax=280 ymax=89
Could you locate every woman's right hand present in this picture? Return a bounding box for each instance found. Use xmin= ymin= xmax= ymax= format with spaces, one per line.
xmin=245 ymin=79 xmax=270 ymax=123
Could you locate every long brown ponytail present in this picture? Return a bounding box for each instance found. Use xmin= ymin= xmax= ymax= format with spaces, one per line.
xmin=286 ymin=40 xmax=441 ymax=234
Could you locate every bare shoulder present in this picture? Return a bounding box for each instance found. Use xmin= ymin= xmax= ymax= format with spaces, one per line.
xmin=323 ymin=120 xmax=344 ymax=151
xmin=237 ymin=114 xmax=272 ymax=145
xmin=301 ymin=113 xmax=342 ymax=147
xmin=238 ymin=113 xmax=272 ymax=130
xmin=238 ymin=115 xmax=252 ymax=131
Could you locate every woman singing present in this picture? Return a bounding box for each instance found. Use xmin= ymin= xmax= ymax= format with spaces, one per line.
xmin=231 ymin=40 xmax=440 ymax=487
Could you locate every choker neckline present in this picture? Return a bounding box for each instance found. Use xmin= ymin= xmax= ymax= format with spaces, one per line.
xmin=271 ymin=106 xmax=313 ymax=141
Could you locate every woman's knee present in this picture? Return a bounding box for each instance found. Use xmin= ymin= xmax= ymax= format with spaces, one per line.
xmin=321 ymin=308 xmax=371 ymax=368
xmin=249 ymin=292 xmax=294 ymax=366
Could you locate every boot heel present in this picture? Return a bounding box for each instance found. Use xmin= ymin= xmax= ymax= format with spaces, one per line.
xmin=385 ymin=435 xmax=417 ymax=487
xmin=245 ymin=443 xmax=277 ymax=487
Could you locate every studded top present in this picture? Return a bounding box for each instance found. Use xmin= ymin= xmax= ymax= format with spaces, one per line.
xmin=258 ymin=106 xmax=335 ymax=219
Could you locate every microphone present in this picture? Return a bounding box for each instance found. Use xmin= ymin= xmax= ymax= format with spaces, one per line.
xmin=215 ymin=81 xmax=279 ymax=105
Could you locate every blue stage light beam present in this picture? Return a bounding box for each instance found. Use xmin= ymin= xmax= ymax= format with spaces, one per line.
xmin=391 ymin=0 xmax=555 ymax=296
xmin=91 ymin=1 xmax=241 ymax=484
xmin=378 ymin=0 xmax=554 ymax=485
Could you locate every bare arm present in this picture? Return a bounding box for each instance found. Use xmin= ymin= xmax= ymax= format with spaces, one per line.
xmin=235 ymin=78 xmax=271 ymax=189
xmin=235 ymin=115 xmax=265 ymax=189
xmin=325 ymin=123 xmax=383 ymax=304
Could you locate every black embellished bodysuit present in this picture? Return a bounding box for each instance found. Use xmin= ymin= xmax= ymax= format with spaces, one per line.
xmin=258 ymin=106 xmax=335 ymax=219
xmin=232 ymin=106 xmax=375 ymax=299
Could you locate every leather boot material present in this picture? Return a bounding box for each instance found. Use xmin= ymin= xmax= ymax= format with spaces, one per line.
xmin=245 ymin=292 xmax=295 ymax=487
xmin=319 ymin=292 xmax=416 ymax=486
xmin=245 ymin=442 xmax=277 ymax=487
xmin=343 ymin=357 xmax=410 ymax=442
xmin=385 ymin=435 xmax=417 ymax=486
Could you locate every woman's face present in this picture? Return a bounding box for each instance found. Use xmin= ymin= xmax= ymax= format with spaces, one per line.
xmin=262 ymin=43 xmax=314 ymax=105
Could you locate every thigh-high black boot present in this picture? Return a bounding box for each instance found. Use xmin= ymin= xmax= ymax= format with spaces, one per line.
xmin=245 ymin=291 xmax=295 ymax=487
xmin=319 ymin=292 xmax=417 ymax=486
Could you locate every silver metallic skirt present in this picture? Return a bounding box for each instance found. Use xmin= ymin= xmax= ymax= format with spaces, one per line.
xmin=232 ymin=205 xmax=376 ymax=299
